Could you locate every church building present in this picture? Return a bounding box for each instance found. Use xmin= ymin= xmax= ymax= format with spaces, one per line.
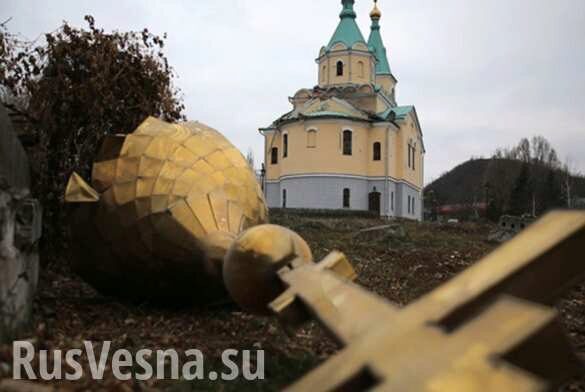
xmin=260 ymin=0 xmax=424 ymax=220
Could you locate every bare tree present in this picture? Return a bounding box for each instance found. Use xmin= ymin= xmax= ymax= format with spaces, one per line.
xmin=563 ymin=158 xmax=575 ymax=208
xmin=1 ymin=16 xmax=186 ymax=257
xmin=246 ymin=148 xmax=255 ymax=171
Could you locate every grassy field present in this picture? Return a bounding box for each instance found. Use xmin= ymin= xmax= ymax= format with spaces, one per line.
xmin=1 ymin=214 xmax=583 ymax=391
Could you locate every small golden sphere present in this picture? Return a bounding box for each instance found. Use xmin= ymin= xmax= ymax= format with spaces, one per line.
xmin=223 ymin=224 xmax=313 ymax=314
xmin=370 ymin=0 xmax=382 ymax=19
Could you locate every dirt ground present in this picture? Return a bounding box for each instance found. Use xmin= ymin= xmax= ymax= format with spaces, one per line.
xmin=0 ymin=214 xmax=583 ymax=391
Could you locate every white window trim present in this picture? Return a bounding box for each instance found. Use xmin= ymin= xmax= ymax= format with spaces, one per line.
xmin=306 ymin=127 xmax=318 ymax=148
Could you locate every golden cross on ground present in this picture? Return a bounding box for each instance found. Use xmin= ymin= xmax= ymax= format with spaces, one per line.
xmin=225 ymin=211 xmax=585 ymax=391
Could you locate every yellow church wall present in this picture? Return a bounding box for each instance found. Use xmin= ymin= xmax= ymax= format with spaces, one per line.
xmin=280 ymin=121 xmax=369 ymax=176
xmin=322 ymin=54 xmax=350 ymax=84
xmin=265 ymin=120 xmax=381 ymax=180
xmin=394 ymin=115 xmax=424 ymax=190
xmin=350 ymin=55 xmax=375 ymax=84
xmin=266 ymin=117 xmax=423 ymax=191
xmin=264 ymin=131 xmax=281 ymax=180
xmin=376 ymin=75 xmax=396 ymax=97
xmin=366 ymin=126 xmax=387 ymax=176
xmin=387 ymin=129 xmax=399 ymax=179
xmin=265 ymin=120 xmax=412 ymax=182
xmin=318 ymin=51 xmax=375 ymax=86
xmin=376 ymin=94 xmax=390 ymax=113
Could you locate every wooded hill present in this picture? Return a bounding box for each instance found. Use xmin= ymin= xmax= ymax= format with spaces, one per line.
xmin=425 ymin=158 xmax=585 ymax=219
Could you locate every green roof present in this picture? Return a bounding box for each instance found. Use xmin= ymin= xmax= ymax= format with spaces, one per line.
xmin=378 ymin=105 xmax=414 ymax=121
xmin=326 ymin=0 xmax=367 ymax=51
xmin=368 ymin=19 xmax=392 ymax=75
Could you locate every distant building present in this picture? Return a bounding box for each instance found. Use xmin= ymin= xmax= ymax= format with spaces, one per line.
xmin=436 ymin=203 xmax=488 ymax=220
xmin=260 ymin=0 xmax=425 ymax=220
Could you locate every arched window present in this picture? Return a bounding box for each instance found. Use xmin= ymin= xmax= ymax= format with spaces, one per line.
xmin=283 ymin=134 xmax=289 ymax=158
xmin=373 ymin=142 xmax=381 ymax=161
xmin=412 ymin=145 xmax=416 ymax=170
xmin=407 ymin=140 xmax=417 ymax=170
xmin=307 ymin=129 xmax=317 ymax=148
xmin=342 ymin=130 xmax=352 ymax=156
xmin=357 ymin=61 xmax=365 ymax=78
xmin=336 ymin=61 xmax=344 ymax=76
xmin=271 ymin=147 xmax=278 ymax=164
xmin=343 ymin=188 xmax=351 ymax=208
xmin=282 ymin=189 xmax=287 ymax=208
xmin=321 ymin=65 xmax=327 ymax=82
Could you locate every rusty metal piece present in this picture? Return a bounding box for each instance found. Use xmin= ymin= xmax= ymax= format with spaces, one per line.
xmin=65 ymin=117 xmax=267 ymax=303
xmin=265 ymin=211 xmax=585 ymax=391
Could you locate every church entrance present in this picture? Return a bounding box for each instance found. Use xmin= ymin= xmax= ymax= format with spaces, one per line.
xmin=368 ymin=191 xmax=381 ymax=215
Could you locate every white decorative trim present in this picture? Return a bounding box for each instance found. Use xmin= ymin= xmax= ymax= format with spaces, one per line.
xmin=279 ymin=118 xmax=370 ymax=130
xmin=265 ymin=173 xmax=423 ymax=191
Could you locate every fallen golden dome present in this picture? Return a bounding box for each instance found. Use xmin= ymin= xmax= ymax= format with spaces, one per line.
xmin=65 ymin=117 xmax=267 ymax=304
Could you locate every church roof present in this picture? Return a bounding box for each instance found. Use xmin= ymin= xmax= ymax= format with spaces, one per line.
xmin=263 ymin=97 xmax=372 ymax=129
xmin=367 ymin=3 xmax=392 ymax=75
xmin=378 ymin=105 xmax=415 ymax=121
xmin=326 ymin=0 xmax=368 ymax=51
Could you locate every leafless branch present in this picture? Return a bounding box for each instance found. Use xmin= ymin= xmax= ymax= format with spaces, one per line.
xmin=0 ymin=17 xmax=12 ymax=28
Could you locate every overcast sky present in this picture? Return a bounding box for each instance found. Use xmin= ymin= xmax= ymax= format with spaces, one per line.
xmin=2 ymin=0 xmax=584 ymax=183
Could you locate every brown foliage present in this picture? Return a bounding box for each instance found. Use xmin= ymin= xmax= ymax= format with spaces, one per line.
xmin=0 ymin=16 xmax=186 ymax=258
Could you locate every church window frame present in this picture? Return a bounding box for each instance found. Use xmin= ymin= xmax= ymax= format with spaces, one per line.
xmin=343 ymin=188 xmax=351 ymax=208
xmin=373 ymin=142 xmax=382 ymax=161
xmin=306 ymin=127 xmax=318 ymax=148
xmin=412 ymin=144 xmax=416 ymax=170
xmin=271 ymin=147 xmax=278 ymax=165
xmin=283 ymin=132 xmax=289 ymax=158
xmin=357 ymin=60 xmax=365 ymax=78
xmin=342 ymin=129 xmax=353 ymax=156
xmin=336 ymin=60 xmax=344 ymax=76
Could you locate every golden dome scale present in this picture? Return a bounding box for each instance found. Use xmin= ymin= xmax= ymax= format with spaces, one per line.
xmin=65 ymin=117 xmax=268 ymax=304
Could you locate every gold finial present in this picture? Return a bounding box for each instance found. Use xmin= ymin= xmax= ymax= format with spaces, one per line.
xmin=370 ymin=0 xmax=382 ymax=19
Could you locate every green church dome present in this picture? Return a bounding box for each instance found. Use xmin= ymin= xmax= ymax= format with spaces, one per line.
xmin=326 ymin=0 xmax=368 ymax=51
